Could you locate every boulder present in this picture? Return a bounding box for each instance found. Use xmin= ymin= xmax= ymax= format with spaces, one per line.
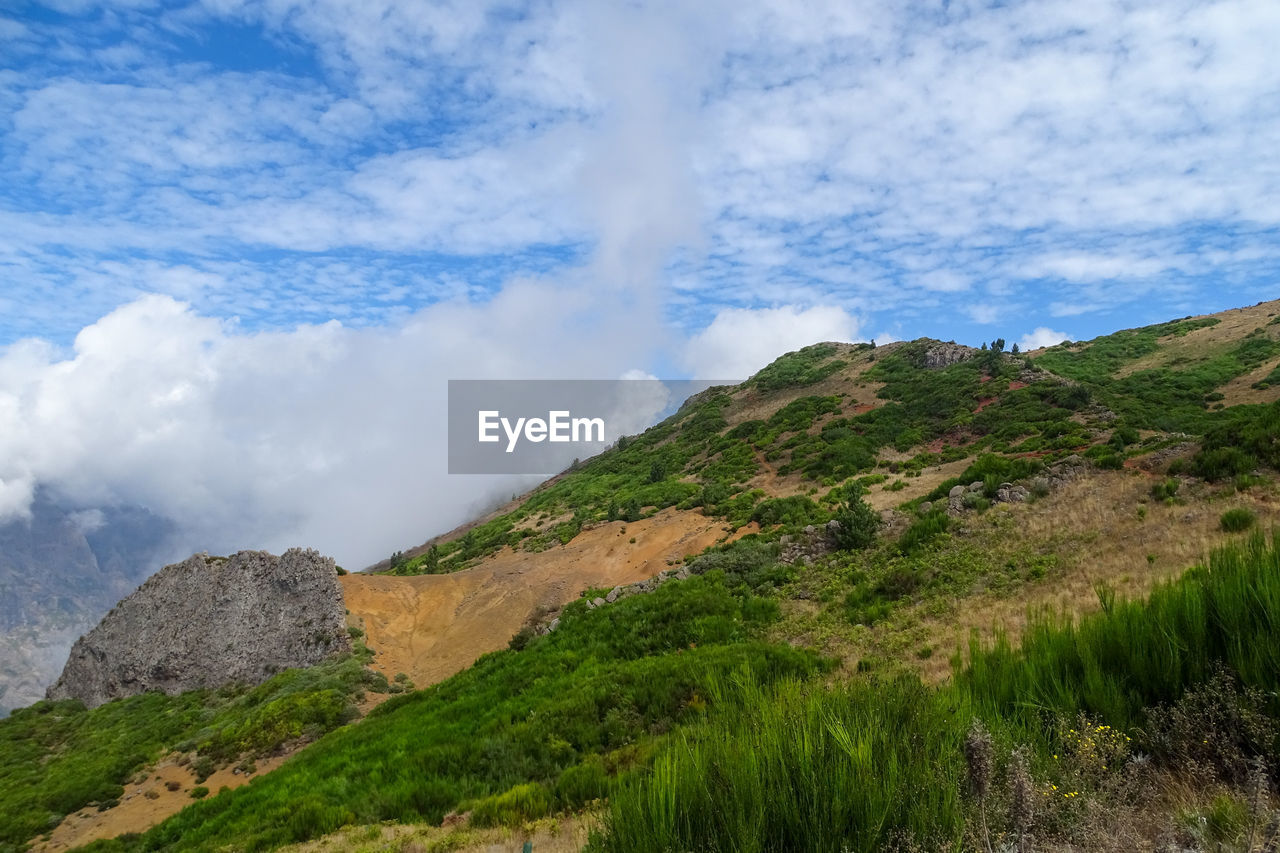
xmin=46 ymin=549 xmax=349 ymax=708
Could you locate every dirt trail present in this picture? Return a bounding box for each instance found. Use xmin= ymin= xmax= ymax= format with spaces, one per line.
xmin=341 ymin=508 xmax=734 ymax=688
xmin=34 ymin=752 xmax=292 ymax=853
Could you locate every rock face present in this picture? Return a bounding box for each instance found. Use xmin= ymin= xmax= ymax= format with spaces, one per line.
xmin=922 ymin=341 xmax=976 ymax=369
xmin=47 ymin=548 xmax=349 ymax=708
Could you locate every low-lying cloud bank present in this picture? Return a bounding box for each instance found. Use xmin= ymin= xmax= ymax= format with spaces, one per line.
xmin=0 ymin=293 xmax=859 ymax=569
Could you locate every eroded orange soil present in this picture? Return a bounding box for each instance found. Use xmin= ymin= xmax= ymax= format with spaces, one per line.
xmin=340 ymin=507 xmax=736 ymax=688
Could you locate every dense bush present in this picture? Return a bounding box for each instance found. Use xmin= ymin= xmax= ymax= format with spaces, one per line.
xmin=1191 ymin=402 xmax=1280 ymax=480
xmin=1220 ymin=508 xmax=1257 ymax=532
xmin=899 ymin=510 xmax=951 ymax=555
xmin=751 ymin=344 xmax=844 ymax=392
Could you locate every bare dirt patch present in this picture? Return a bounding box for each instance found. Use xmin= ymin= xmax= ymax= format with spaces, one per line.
xmin=33 ymin=752 xmax=293 ymax=853
xmin=341 ymin=508 xmax=735 ymax=688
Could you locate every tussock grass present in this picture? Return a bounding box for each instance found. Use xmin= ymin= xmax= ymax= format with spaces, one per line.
xmin=598 ymin=533 xmax=1280 ymax=852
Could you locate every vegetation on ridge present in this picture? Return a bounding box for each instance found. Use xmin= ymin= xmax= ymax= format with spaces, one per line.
xmin=599 ymin=533 xmax=1280 ymax=852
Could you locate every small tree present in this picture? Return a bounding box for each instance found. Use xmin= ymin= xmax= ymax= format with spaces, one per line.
xmin=832 ymin=483 xmax=880 ymax=551
xmin=1010 ymin=343 xmax=1020 ymax=355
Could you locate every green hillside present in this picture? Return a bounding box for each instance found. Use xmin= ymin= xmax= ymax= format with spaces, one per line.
xmin=4 ymin=299 xmax=1280 ymax=853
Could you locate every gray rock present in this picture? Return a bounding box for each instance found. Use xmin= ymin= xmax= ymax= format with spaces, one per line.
xmin=968 ymin=481 xmax=984 ymax=493
xmin=922 ymin=342 xmax=976 ymax=369
xmin=675 ymin=567 xmax=690 ymax=580
xmin=548 ymin=618 xmax=560 ymax=632
xmin=46 ymin=549 xmax=350 ymax=709
xmin=918 ymin=501 xmax=933 ymax=514
xmin=591 ymin=597 xmax=606 ymax=608
xmin=803 ymin=525 xmax=816 ymax=535
xmin=605 ymin=587 xmax=621 ymax=603
xmin=948 ymin=485 xmax=966 ymax=499
xmin=826 ymin=519 xmax=842 ymax=531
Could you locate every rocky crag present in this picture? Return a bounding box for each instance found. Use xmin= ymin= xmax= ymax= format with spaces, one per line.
xmin=47 ymin=548 xmax=349 ymax=708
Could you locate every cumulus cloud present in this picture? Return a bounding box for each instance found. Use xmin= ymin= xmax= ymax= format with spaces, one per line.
xmin=0 ymin=1 xmax=728 ymax=569
xmin=1018 ymin=327 xmax=1075 ymax=351
xmin=681 ymin=305 xmax=860 ymax=380
xmin=0 ymin=283 xmax=672 ymax=568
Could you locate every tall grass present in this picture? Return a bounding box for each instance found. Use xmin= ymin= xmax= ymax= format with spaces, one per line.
xmin=599 ymin=533 xmax=1280 ymax=852
xmin=603 ymin=675 xmax=969 ymax=853
xmin=961 ymin=531 xmax=1280 ymax=730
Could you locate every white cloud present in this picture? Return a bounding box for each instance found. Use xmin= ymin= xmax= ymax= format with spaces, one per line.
xmin=0 ymin=283 xmax=674 ymax=568
xmin=1019 ymin=327 xmax=1075 ymax=351
xmin=966 ymin=303 xmax=1001 ymax=325
xmin=681 ymin=304 xmax=860 ymax=380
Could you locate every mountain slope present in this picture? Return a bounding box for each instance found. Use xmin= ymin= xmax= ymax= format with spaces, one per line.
xmin=4 ymin=298 xmax=1280 ymax=853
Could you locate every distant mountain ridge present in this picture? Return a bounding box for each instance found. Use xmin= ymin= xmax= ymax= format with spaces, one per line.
xmin=0 ymin=494 xmax=174 ymax=713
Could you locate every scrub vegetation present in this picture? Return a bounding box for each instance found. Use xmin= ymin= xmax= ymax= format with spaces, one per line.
xmin=6 ymin=301 xmax=1280 ymax=852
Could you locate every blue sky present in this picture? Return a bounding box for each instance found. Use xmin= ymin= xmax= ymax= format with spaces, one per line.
xmin=1 ymin=0 xmax=1279 ymax=564
xmin=5 ymin=0 xmax=1278 ymax=354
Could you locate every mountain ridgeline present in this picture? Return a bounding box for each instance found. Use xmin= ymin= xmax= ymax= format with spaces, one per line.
xmin=3 ymin=298 xmax=1280 ymax=853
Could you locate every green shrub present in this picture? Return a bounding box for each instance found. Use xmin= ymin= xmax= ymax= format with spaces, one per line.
xmin=189 ymin=786 xmax=209 ymax=800
xmin=1151 ymin=478 xmax=1179 ymax=501
xmin=554 ymin=755 xmax=609 ymax=807
xmin=604 ymin=534 xmax=1280 ymax=852
xmin=829 ymin=485 xmax=879 ymax=551
xmin=600 ymin=676 xmax=967 ymax=853
xmin=899 ymin=511 xmax=949 ymax=555
xmin=1220 ymin=508 xmax=1257 ymax=533
xmin=469 ymin=782 xmax=554 ymax=827
xmin=751 ymin=496 xmax=827 ymax=529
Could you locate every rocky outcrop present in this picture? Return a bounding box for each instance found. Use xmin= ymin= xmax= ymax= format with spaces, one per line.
xmin=922 ymin=341 xmax=977 ymax=369
xmin=47 ymin=548 xmax=349 ymax=708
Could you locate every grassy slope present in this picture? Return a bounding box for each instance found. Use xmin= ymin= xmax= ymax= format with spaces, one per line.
xmin=0 ymin=654 xmax=383 ymax=853
xmin=600 ymin=532 xmax=1280 ymax=852
xmin=81 ymin=574 xmax=819 ymax=852
xmin=5 ymin=299 xmax=1280 ymax=852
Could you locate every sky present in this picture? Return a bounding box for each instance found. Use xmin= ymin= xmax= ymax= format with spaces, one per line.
xmin=1 ymin=0 xmax=1279 ymax=568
